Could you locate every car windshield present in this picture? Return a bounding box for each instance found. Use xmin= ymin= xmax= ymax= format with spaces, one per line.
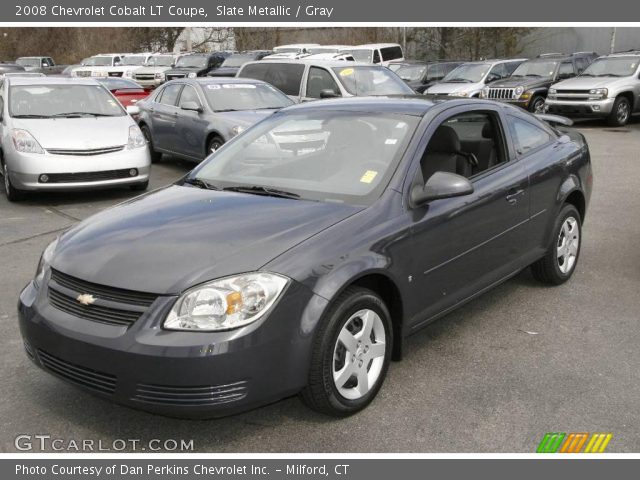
xmin=395 ymin=65 xmax=427 ymax=81
xmin=147 ymin=56 xmax=174 ymax=67
xmin=347 ymin=49 xmax=374 ymax=63
xmin=84 ymin=56 xmax=114 ymax=66
xmin=16 ymin=58 xmax=40 ymax=67
xmin=96 ymin=78 xmax=142 ymax=90
xmin=332 ymin=66 xmax=414 ymax=96
xmin=191 ymin=111 xmax=419 ymax=205
xmin=308 ymin=47 xmax=341 ymax=54
xmin=203 ymin=83 xmax=294 ymax=112
xmin=581 ymin=57 xmax=640 ymax=77
xmin=274 ymin=48 xmax=301 ymax=53
xmin=442 ymin=63 xmax=490 ymax=83
xmin=9 ymin=84 xmax=125 ymax=118
xmin=512 ymin=60 xmax=559 ymax=78
xmin=176 ymin=56 xmax=208 ymax=68
xmin=121 ymin=56 xmax=147 ymax=66
xmin=221 ymin=55 xmax=255 ymax=68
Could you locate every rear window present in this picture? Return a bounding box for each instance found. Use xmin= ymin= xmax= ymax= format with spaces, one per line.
xmin=380 ymin=46 xmax=403 ymax=62
xmin=239 ymin=63 xmax=305 ymax=97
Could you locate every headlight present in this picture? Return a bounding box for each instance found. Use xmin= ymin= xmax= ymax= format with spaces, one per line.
xmin=480 ymin=87 xmax=489 ymax=98
xmin=589 ymin=88 xmax=608 ymax=99
xmin=514 ymin=86 xmax=524 ymax=98
xmin=164 ymin=272 xmax=289 ymax=331
xmin=127 ymin=124 xmax=146 ymax=149
xmin=230 ymin=125 xmax=246 ymax=137
xmin=449 ymin=91 xmax=469 ymax=97
xmin=124 ymin=70 xmax=133 ymax=78
xmin=11 ymin=129 xmax=44 ymax=154
xmin=548 ymin=88 xmax=557 ymax=98
xmin=154 ymin=72 xmax=164 ymax=80
xmin=34 ymin=238 xmax=58 ymax=288
xmin=188 ymin=72 xmax=197 ymax=78
xmin=91 ymin=71 xmax=107 ymax=77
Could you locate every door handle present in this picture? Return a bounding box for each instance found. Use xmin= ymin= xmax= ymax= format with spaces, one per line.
xmin=506 ymin=189 xmax=524 ymax=204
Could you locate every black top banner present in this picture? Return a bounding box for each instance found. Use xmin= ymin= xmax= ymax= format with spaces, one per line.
xmin=5 ymin=0 xmax=640 ymax=22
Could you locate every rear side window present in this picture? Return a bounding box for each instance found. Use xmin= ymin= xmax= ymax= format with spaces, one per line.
xmin=158 ymin=84 xmax=182 ymax=106
xmin=509 ymin=116 xmax=552 ymax=155
xmin=505 ymin=61 xmax=522 ymax=75
xmin=179 ymin=85 xmax=201 ymax=107
xmin=239 ymin=63 xmax=305 ymax=96
xmin=381 ymin=46 xmax=403 ymax=62
xmin=558 ymin=61 xmax=575 ymax=77
xmin=373 ymin=50 xmax=381 ymax=64
xmin=306 ymin=67 xmax=340 ymax=98
xmin=575 ymin=57 xmax=587 ymax=73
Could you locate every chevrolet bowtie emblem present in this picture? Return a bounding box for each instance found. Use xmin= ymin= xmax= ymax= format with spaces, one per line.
xmin=76 ymin=294 xmax=96 ymax=306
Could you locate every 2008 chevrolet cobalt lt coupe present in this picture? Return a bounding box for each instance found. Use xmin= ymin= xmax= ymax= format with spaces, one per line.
xmin=18 ymin=97 xmax=592 ymax=418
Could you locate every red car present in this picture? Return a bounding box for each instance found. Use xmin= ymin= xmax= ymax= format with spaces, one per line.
xmin=96 ymin=77 xmax=149 ymax=108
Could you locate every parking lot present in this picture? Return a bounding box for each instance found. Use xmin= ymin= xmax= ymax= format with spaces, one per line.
xmin=1 ymin=118 xmax=639 ymax=453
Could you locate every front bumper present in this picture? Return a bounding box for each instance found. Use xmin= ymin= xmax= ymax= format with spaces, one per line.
xmin=18 ymin=276 xmax=325 ymax=418
xmin=134 ymin=78 xmax=164 ymax=88
xmin=6 ymin=146 xmax=151 ymax=191
xmin=545 ymin=97 xmax=615 ymax=117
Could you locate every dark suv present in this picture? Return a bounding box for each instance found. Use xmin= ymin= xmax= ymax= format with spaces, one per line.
xmin=481 ymin=52 xmax=598 ymax=113
xmin=393 ymin=60 xmax=464 ymax=93
xmin=164 ymin=52 xmax=231 ymax=81
xmin=207 ymin=51 xmax=272 ymax=78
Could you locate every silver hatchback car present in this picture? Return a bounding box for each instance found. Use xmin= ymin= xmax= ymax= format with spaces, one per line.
xmin=0 ymin=77 xmax=151 ymax=201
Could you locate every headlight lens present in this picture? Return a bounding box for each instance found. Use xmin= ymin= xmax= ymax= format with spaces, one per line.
xmin=124 ymin=70 xmax=133 ymax=78
xmin=164 ymin=273 xmax=289 ymax=331
xmin=449 ymin=91 xmax=469 ymax=97
xmin=188 ymin=72 xmax=197 ymax=78
xmin=34 ymin=238 xmax=58 ymax=288
xmin=127 ymin=124 xmax=146 ymax=149
xmin=514 ymin=86 xmax=524 ymax=98
xmin=548 ymin=88 xmax=557 ymax=98
xmin=11 ymin=129 xmax=44 ymax=154
xmin=91 ymin=71 xmax=107 ymax=77
xmin=231 ymin=125 xmax=246 ymax=137
xmin=480 ymin=87 xmax=489 ymax=98
xmin=154 ymin=72 xmax=165 ymax=80
xmin=589 ymin=88 xmax=608 ymax=99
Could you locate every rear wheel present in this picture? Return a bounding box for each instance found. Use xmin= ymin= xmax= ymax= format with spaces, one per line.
xmin=141 ymin=125 xmax=162 ymax=163
xmin=3 ymin=163 xmax=26 ymax=202
xmin=207 ymin=136 xmax=224 ymax=155
xmin=529 ymin=95 xmax=546 ymax=114
xmin=607 ymin=96 xmax=631 ymax=127
xmin=300 ymin=287 xmax=393 ymax=416
xmin=531 ymin=204 xmax=581 ymax=285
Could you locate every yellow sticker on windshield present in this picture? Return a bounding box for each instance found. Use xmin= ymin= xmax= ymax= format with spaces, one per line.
xmin=360 ymin=170 xmax=378 ymax=183
xmin=340 ymin=68 xmax=354 ymax=77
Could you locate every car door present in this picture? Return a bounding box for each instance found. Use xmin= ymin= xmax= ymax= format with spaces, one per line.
xmin=404 ymin=104 xmax=530 ymax=327
xmin=175 ymin=84 xmax=209 ymax=159
xmin=150 ymin=82 xmax=183 ymax=151
xmin=302 ymin=66 xmax=341 ymax=102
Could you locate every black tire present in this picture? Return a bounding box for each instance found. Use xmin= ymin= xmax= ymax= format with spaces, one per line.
xmin=529 ymin=95 xmax=546 ymax=114
xmin=207 ymin=136 xmax=224 ymax=155
xmin=607 ymin=96 xmax=631 ymax=127
xmin=3 ymin=162 xmax=26 ymax=202
xmin=141 ymin=125 xmax=162 ymax=163
xmin=300 ymin=286 xmax=393 ymax=416
xmin=531 ymin=204 xmax=582 ymax=285
xmin=130 ymin=181 xmax=149 ymax=192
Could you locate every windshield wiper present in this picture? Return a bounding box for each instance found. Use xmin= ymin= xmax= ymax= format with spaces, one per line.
xmin=215 ymin=109 xmax=239 ymax=112
xmin=446 ymin=78 xmax=472 ymax=83
xmin=51 ymin=112 xmax=117 ymax=117
xmin=183 ymin=177 xmax=221 ymax=190
xmin=525 ymin=74 xmax=542 ymax=77
xmin=596 ymin=73 xmax=623 ymax=77
xmin=11 ymin=114 xmax=51 ymax=118
xmin=223 ymin=185 xmax=300 ymax=199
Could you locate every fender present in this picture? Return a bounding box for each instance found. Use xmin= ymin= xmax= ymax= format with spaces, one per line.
xmin=541 ymin=174 xmax=583 ymax=248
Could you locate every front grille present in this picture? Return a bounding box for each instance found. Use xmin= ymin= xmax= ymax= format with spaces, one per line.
xmin=108 ymin=71 xmax=123 ymax=77
xmin=75 ymin=70 xmax=91 ymax=77
xmin=555 ymin=90 xmax=591 ymax=102
xmin=39 ymin=168 xmax=136 ymax=184
xmin=133 ymin=381 xmax=248 ymax=406
xmin=47 ymin=146 xmax=124 ymax=156
xmin=166 ymin=73 xmax=186 ymax=80
xmin=38 ymin=349 xmax=117 ymax=395
xmin=486 ymin=87 xmax=517 ymax=100
xmin=134 ymin=74 xmax=155 ymax=81
xmin=47 ymin=269 xmax=158 ymax=327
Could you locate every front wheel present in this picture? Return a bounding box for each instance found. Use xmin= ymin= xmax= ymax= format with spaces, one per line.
xmin=3 ymin=163 xmax=26 ymax=202
xmin=141 ymin=125 xmax=162 ymax=163
xmin=207 ymin=136 xmax=224 ymax=155
xmin=531 ymin=204 xmax=581 ymax=285
xmin=300 ymin=287 xmax=393 ymax=416
xmin=607 ymin=96 xmax=631 ymax=127
xmin=529 ymin=95 xmax=546 ymax=114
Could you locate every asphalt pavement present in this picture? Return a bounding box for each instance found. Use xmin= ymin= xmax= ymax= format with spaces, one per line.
xmin=1 ymin=119 xmax=639 ymax=452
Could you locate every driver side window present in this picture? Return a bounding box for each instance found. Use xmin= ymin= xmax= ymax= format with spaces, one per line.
xmin=179 ymin=85 xmax=201 ymax=108
xmin=306 ymin=67 xmax=340 ymax=99
xmin=487 ymin=63 xmax=507 ymax=82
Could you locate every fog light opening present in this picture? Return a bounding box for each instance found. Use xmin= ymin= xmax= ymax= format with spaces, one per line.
xmin=592 ymin=105 xmax=601 ymax=112
xmin=129 ymin=169 xmax=138 ymax=177
xmin=39 ymin=174 xmax=49 ymax=183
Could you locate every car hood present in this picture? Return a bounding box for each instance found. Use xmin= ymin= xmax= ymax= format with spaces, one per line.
xmin=426 ymin=81 xmax=484 ymax=94
xmin=135 ymin=66 xmax=172 ymax=74
xmin=52 ymin=185 xmax=362 ymax=294
xmin=488 ymin=76 xmax=553 ymax=89
xmin=13 ymin=116 xmax=132 ymax=150
xmin=215 ymin=109 xmax=278 ymax=127
xmin=552 ymin=76 xmax=625 ymax=89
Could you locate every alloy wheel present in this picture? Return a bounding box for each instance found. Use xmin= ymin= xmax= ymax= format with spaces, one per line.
xmin=3 ymin=165 xmax=10 ymax=196
xmin=617 ymin=101 xmax=630 ymax=124
xmin=209 ymin=140 xmax=222 ymax=153
xmin=332 ymin=309 xmax=386 ymax=400
xmin=533 ymin=98 xmax=545 ymax=114
xmin=557 ymin=216 xmax=580 ymax=274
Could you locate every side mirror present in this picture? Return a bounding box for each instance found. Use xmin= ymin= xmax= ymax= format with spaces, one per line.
xmin=410 ymin=171 xmax=474 ymax=207
xmin=126 ymin=105 xmax=140 ymax=116
xmin=320 ymin=89 xmax=340 ymax=99
xmin=181 ymin=101 xmax=203 ymax=112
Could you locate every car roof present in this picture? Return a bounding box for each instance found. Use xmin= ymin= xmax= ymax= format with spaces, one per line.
xmin=279 ymin=96 xmax=436 ymax=116
xmin=6 ymin=77 xmax=101 ymax=86
xmin=243 ymin=59 xmax=384 ymax=67
xmin=460 ymin=58 xmax=528 ymax=65
xmin=171 ymin=77 xmax=269 ymax=86
xmin=345 ymin=43 xmax=402 ymax=49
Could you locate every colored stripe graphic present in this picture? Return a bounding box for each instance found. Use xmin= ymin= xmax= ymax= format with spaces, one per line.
xmin=537 ymin=433 xmax=566 ymax=453
xmin=538 ymin=433 xmax=612 ymax=453
xmin=560 ymin=433 xmax=589 ymax=453
xmin=584 ymin=433 xmax=613 ymax=453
